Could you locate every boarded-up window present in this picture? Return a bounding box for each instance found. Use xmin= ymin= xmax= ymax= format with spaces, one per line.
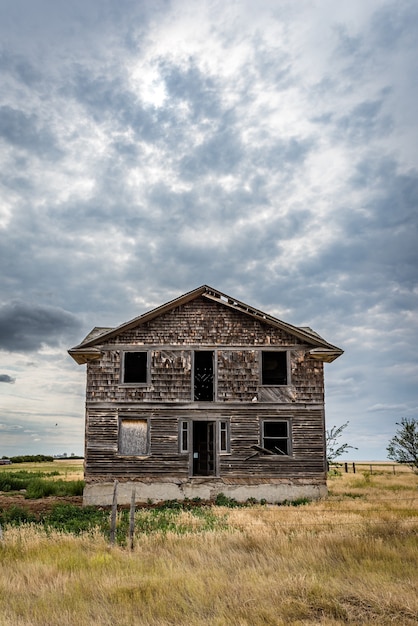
xmin=261 ymin=351 xmax=287 ymax=385
xmin=123 ymin=352 xmax=148 ymax=384
xmin=119 ymin=419 xmax=149 ymax=455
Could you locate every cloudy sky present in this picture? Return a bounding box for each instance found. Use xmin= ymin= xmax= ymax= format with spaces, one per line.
xmin=1 ymin=0 xmax=417 ymax=460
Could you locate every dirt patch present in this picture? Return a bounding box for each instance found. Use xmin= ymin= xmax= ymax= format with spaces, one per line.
xmin=0 ymin=493 xmax=83 ymax=516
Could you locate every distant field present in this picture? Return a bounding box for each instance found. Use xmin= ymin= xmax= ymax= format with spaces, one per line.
xmin=0 ymin=458 xmax=84 ymax=480
xmin=0 ymin=463 xmax=417 ymax=625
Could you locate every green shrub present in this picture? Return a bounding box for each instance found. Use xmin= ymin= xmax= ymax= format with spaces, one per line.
xmin=0 ymin=471 xmax=62 ymax=494
xmin=42 ymin=504 xmax=108 ymax=534
xmin=25 ymin=479 xmax=84 ymax=499
xmin=278 ymin=497 xmax=311 ymax=507
xmin=214 ymin=492 xmax=242 ymax=507
xmin=0 ymin=505 xmax=37 ymax=525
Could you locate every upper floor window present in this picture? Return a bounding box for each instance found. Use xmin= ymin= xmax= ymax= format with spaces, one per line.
xmin=261 ymin=351 xmax=288 ymax=385
xmin=194 ymin=351 xmax=214 ymax=401
xmin=122 ymin=351 xmax=148 ymax=384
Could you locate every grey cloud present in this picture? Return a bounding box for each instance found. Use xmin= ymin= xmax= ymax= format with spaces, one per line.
xmin=336 ymin=99 xmax=393 ymax=143
xmin=180 ymin=128 xmax=243 ymax=178
xmin=0 ymin=105 xmax=61 ymax=158
xmin=370 ymin=2 xmax=418 ymax=50
xmin=0 ymin=374 xmax=16 ymax=383
xmin=160 ymin=61 xmax=222 ymax=122
xmin=0 ymin=302 xmax=81 ymax=353
xmin=0 ymin=50 xmax=41 ymax=86
xmin=68 ymin=68 xmax=164 ymax=143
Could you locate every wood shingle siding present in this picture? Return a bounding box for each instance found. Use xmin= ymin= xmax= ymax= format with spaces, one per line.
xmin=69 ymin=286 xmax=342 ymax=503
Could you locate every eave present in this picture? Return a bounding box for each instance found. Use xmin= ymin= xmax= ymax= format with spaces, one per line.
xmin=68 ymin=285 xmax=343 ymax=362
xmin=68 ymin=348 xmax=102 ymax=365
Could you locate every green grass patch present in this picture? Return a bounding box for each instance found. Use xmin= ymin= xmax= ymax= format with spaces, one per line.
xmin=0 ymin=471 xmax=84 ymax=497
xmin=0 ymin=501 xmax=229 ymax=543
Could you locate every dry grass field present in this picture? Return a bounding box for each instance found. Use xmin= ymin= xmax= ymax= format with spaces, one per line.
xmin=0 ymin=463 xmax=417 ymax=625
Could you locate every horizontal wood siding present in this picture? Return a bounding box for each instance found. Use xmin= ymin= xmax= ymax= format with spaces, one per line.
xmin=83 ymin=296 xmax=328 ymax=483
xmin=85 ymin=409 xmax=189 ymax=478
xmin=84 ymin=406 xmax=325 ymax=480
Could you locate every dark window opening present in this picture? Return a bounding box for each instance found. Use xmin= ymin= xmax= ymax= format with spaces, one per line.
xmin=262 ymin=420 xmax=290 ymax=455
xmin=262 ymin=351 xmax=287 ymax=385
xmin=123 ymin=351 xmax=147 ymax=384
xmin=194 ymin=351 xmax=214 ymax=401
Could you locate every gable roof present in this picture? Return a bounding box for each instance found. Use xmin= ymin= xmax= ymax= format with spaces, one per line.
xmin=68 ymin=285 xmax=343 ymax=364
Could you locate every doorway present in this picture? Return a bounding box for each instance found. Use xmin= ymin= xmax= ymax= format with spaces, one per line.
xmin=192 ymin=421 xmax=215 ymax=476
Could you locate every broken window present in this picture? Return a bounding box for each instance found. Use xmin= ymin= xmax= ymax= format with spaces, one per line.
xmin=123 ymin=351 xmax=148 ymax=384
xmin=119 ymin=419 xmax=149 ymax=456
xmin=194 ymin=351 xmax=214 ymax=401
xmin=262 ymin=420 xmax=290 ymax=455
xmin=261 ymin=351 xmax=288 ymax=385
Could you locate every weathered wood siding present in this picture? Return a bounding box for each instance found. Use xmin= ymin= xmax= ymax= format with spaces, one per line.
xmin=85 ymin=297 xmax=324 ymax=405
xmin=84 ymin=406 xmax=326 ymax=480
xmin=84 ymin=296 xmax=327 ymax=483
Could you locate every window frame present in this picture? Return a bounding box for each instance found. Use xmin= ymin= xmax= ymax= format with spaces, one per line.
xmin=179 ymin=420 xmax=190 ymax=454
xmin=178 ymin=419 xmax=230 ymax=455
xmin=118 ymin=416 xmax=150 ymax=457
xmin=260 ymin=350 xmax=289 ymax=386
xmin=261 ymin=419 xmax=292 ymax=456
xmin=120 ymin=350 xmax=149 ymax=386
xmin=219 ymin=420 xmax=230 ymax=454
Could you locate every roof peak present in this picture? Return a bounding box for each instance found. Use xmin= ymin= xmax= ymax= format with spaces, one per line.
xmin=69 ymin=285 xmax=343 ymax=362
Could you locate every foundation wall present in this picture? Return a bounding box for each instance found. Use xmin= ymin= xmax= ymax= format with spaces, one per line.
xmin=83 ymin=480 xmax=327 ymax=506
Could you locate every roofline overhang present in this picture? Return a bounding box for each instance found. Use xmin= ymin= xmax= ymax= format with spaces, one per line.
xmin=68 ymin=348 xmax=102 ymax=365
xmin=68 ymin=285 xmax=343 ymax=360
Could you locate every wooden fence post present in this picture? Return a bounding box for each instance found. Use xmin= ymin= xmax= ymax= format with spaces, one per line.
xmin=344 ymin=462 xmax=348 ymax=473
xmin=352 ymin=462 xmax=356 ymax=474
xmin=110 ymin=480 xmax=118 ymax=545
xmin=129 ymin=488 xmax=136 ymax=551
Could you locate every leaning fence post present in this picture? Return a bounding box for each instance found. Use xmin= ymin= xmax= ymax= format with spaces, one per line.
xmin=110 ymin=480 xmax=118 ymax=545
xmin=352 ymin=462 xmax=356 ymax=474
xmin=129 ymin=488 xmax=136 ymax=551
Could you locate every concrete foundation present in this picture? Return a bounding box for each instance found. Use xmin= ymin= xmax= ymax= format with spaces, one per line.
xmin=83 ymin=480 xmax=327 ymax=506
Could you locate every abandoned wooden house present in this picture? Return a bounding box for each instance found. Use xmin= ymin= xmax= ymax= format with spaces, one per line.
xmin=69 ymin=285 xmax=343 ymax=505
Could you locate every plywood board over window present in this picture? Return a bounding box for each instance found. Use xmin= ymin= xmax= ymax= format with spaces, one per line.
xmin=119 ymin=419 xmax=149 ymax=455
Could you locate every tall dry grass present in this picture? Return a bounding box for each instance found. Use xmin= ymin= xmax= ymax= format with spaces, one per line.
xmin=0 ymin=468 xmax=417 ymax=626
